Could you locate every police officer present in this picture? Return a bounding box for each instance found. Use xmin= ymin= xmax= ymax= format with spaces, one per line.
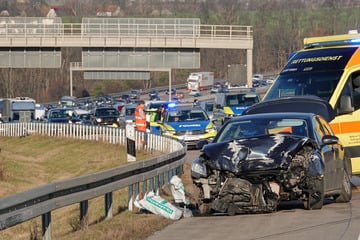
xmin=157 ymin=104 xmax=166 ymax=121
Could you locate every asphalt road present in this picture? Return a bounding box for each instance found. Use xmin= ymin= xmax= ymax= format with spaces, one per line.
xmin=147 ymin=149 xmax=360 ymax=240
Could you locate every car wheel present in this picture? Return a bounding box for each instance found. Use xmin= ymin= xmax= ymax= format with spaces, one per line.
xmin=335 ymin=169 xmax=352 ymax=203
xmin=304 ymin=177 xmax=324 ymax=210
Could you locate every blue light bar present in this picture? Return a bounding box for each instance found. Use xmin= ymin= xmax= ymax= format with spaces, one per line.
xmin=304 ymin=36 xmax=360 ymax=49
xmin=167 ymin=102 xmax=176 ymax=108
xmin=350 ymin=38 xmax=360 ymax=43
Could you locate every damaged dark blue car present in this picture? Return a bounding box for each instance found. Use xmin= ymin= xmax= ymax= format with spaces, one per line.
xmin=191 ymin=96 xmax=352 ymax=215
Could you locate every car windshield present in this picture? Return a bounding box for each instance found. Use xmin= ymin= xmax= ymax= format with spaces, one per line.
xmin=264 ymin=70 xmax=342 ymax=101
xmin=125 ymin=107 xmax=136 ymax=116
xmin=204 ymin=103 xmax=214 ymax=112
xmin=216 ymin=117 xmax=308 ymax=143
xmin=96 ymin=108 xmax=119 ymax=116
xmin=225 ymin=94 xmax=260 ymax=106
xmin=166 ymin=109 xmax=209 ymax=122
xmin=49 ymin=109 xmax=72 ymax=118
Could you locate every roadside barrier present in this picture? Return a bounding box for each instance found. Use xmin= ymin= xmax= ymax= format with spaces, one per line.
xmin=0 ymin=122 xmax=186 ymax=240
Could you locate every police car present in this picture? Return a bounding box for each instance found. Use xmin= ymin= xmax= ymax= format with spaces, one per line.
xmin=145 ymin=100 xmax=171 ymax=134
xmin=157 ymin=103 xmax=217 ymax=147
xmin=214 ymin=89 xmax=261 ymax=124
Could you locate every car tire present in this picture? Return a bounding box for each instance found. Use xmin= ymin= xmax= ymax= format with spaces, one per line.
xmin=335 ymin=169 xmax=352 ymax=203
xmin=304 ymin=177 xmax=324 ymax=210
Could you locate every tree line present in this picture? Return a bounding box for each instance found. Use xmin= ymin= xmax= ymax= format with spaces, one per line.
xmin=0 ymin=0 xmax=359 ymax=102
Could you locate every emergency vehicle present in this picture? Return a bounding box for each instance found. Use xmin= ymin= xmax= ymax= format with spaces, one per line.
xmin=214 ymin=88 xmax=261 ymax=124
xmin=156 ymin=102 xmax=217 ymax=148
xmin=263 ymin=30 xmax=360 ymax=174
xmin=145 ymin=100 xmax=171 ymax=134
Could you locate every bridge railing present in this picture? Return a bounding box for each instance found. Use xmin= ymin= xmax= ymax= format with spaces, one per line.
xmin=0 ymin=18 xmax=252 ymax=40
xmin=0 ymin=122 xmax=186 ymax=239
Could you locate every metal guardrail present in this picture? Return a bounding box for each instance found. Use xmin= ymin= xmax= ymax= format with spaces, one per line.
xmin=0 ymin=21 xmax=252 ymax=40
xmin=0 ymin=122 xmax=186 ymax=239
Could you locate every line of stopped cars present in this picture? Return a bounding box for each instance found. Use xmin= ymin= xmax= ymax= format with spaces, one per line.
xmin=191 ymin=96 xmax=352 ymax=215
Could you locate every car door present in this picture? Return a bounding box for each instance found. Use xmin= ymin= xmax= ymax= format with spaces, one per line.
xmin=318 ymin=116 xmax=344 ymax=190
xmin=313 ymin=116 xmax=342 ymax=191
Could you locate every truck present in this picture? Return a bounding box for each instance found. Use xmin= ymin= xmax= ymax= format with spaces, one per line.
xmin=0 ymin=97 xmax=36 ymax=122
xmin=59 ymin=96 xmax=77 ymax=108
xmin=226 ymin=64 xmax=247 ymax=87
xmin=214 ymin=88 xmax=261 ymax=124
xmin=187 ymin=71 xmax=214 ymax=91
xmin=262 ymin=30 xmax=360 ymax=174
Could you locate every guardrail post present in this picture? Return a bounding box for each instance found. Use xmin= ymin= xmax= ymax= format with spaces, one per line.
xmin=155 ymin=175 xmax=160 ymax=194
xmin=149 ymin=177 xmax=154 ymax=192
xmin=42 ymin=212 xmax=52 ymax=240
xmin=142 ymin=179 xmax=148 ymax=193
xmin=128 ymin=185 xmax=133 ymax=211
xmin=134 ymin=182 xmax=140 ymax=200
xmin=105 ymin=192 xmax=113 ymax=219
xmin=160 ymin=172 xmax=165 ymax=187
xmin=80 ymin=200 xmax=89 ymax=229
xmin=177 ymin=165 xmax=184 ymax=175
xmin=167 ymin=170 xmax=172 ymax=184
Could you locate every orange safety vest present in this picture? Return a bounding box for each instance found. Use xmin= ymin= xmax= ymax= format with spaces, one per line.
xmin=135 ymin=104 xmax=147 ymax=131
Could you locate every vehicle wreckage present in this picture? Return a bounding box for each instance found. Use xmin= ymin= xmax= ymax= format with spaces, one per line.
xmin=191 ymin=96 xmax=352 ymax=215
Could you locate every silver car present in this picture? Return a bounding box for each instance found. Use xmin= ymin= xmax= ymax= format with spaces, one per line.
xmin=118 ymin=103 xmax=137 ymax=128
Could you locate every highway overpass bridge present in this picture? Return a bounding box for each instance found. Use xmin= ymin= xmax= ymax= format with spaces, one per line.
xmin=0 ymin=17 xmax=253 ymax=95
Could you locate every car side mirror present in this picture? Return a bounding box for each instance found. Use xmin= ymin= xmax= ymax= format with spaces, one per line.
xmin=337 ymin=95 xmax=354 ymax=115
xmin=216 ymin=104 xmax=222 ymax=109
xmin=322 ymin=135 xmax=339 ymax=145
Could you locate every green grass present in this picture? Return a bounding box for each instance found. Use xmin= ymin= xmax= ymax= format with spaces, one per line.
xmin=0 ymin=134 xmax=175 ymax=240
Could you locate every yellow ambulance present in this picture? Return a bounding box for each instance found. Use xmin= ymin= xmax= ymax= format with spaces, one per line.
xmin=263 ymin=31 xmax=360 ymax=174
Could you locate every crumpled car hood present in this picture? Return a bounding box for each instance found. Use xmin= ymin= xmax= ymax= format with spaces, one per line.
xmin=201 ymin=134 xmax=310 ymax=174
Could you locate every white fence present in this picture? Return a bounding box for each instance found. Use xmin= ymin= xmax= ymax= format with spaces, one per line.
xmin=0 ymin=122 xmax=184 ymax=152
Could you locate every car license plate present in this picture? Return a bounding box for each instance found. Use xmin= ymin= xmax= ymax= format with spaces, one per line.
xmin=184 ymin=135 xmax=200 ymax=141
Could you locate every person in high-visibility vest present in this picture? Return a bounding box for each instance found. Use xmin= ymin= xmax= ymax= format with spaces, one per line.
xmin=135 ymin=100 xmax=147 ymax=131
xmin=135 ymin=100 xmax=147 ymax=147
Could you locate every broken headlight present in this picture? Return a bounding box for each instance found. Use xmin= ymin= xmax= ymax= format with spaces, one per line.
xmin=191 ymin=157 xmax=207 ymax=178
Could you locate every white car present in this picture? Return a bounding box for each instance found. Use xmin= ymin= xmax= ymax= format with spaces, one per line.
xmin=189 ymin=89 xmax=201 ymax=97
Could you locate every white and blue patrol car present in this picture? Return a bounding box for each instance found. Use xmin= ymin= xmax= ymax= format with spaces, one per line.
xmin=158 ymin=103 xmax=217 ymax=148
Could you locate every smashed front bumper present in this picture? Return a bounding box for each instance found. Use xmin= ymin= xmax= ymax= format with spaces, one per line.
xmin=212 ymin=178 xmax=279 ymax=214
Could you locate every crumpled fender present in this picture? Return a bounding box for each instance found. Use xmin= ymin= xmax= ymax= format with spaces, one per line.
xmin=307 ymin=150 xmax=325 ymax=177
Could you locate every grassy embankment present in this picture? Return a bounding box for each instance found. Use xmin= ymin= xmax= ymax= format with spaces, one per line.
xmin=0 ymin=134 xmax=192 ymax=240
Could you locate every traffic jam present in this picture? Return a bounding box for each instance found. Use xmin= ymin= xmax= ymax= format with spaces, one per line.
xmin=1 ymin=32 xmax=360 ymax=218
